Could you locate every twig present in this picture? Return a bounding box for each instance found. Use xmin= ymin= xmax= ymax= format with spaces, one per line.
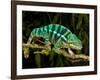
xmin=23 ymin=43 xmax=46 ymax=49
xmin=59 ymin=50 xmax=89 ymax=61
xmin=22 ymin=43 xmax=89 ymax=61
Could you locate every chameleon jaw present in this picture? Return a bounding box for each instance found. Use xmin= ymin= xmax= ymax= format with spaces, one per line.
xmin=69 ymin=44 xmax=82 ymax=50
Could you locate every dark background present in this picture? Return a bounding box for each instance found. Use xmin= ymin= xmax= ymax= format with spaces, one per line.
xmin=22 ymin=11 xmax=89 ymax=69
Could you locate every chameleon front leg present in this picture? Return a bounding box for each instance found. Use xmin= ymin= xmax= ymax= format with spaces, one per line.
xmin=68 ymin=48 xmax=75 ymax=56
xmin=27 ymin=34 xmax=33 ymax=44
xmin=24 ymin=35 xmax=34 ymax=59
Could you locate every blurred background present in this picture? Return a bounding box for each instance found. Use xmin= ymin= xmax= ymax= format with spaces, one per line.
xmin=22 ymin=11 xmax=89 ymax=69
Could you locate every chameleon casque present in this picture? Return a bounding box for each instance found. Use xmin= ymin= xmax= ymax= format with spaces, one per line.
xmin=27 ymin=24 xmax=82 ymax=56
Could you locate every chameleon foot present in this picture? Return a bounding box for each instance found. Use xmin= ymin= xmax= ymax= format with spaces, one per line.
xmin=23 ymin=48 xmax=30 ymax=59
xmin=68 ymin=48 xmax=75 ymax=56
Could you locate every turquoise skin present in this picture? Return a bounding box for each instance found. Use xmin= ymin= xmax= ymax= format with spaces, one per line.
xmin=27 ymin=24 xmax=82 ymax=51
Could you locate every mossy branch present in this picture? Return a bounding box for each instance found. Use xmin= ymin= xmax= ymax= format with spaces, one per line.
xmin=59 ymin=50 xmax=89 ymax=61
xmin=22 ymin=43 xmax=89 ymax=61
xmin=23 ymin=43 xmax=47 ymax=49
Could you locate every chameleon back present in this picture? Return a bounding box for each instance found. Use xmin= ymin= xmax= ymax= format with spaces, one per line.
xmin=31 ymin=24 xmax=71 ymax=43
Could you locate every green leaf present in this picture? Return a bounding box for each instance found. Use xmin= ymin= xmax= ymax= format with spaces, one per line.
xmin=49 ymin=50 xmax=55 ymax=67
xmin=83 ymin=15 xmax=89 ymax=24
xmin=71 ymin=14 xmax=75 ymax=27
xmin=64 ymin=60 xmax=70 ymax=65
xmin=76 ymin=15 xmax=83 ymax=30
xmin=49 ymin=50 xmax=55 ymax=61
xmin=47 ymin=13 xmax=52 ymax=24
xmin=56 ymin=55 xmax=64 ymax=67
xmin=35 ymin=54 xmax=41 ymax=68
xmin=53 ymin=14 xmax=60 ymax=24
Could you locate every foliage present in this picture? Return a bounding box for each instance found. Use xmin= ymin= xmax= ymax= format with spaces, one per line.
xmin=22 ymin=11 xmax=89 ymax=68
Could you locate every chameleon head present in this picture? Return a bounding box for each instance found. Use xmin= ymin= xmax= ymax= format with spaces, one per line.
xmin=67 ymin=34 xmax=82 ymax=50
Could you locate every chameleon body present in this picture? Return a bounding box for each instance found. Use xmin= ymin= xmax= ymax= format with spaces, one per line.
xmin=27 ymin=24 xmax=82 ymax=55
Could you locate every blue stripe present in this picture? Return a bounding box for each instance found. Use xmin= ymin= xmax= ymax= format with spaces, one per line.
xmin=61 ymin=35 xmax=67 ymax=42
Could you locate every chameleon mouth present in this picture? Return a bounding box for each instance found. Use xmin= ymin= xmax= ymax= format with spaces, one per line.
xmin=70 ymin=44 xmax=82 ymax=50
xmin=78 ymin=45 xmax=82 ymax=50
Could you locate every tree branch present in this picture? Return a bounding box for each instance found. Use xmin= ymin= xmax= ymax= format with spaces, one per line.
xmin=59 ymin=50 xmax=89 ymax=61
xmin=22 ymin=43 xmax=89 ymax=61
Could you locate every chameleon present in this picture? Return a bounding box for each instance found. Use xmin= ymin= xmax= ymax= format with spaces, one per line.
xmin=26 ymin=24 xmax=82 ymax=58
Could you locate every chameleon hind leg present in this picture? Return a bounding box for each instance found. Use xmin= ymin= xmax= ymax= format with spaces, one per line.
xmin=53 ymin=47 xmax=75 ymax=57
xmin=53 ymin=41 xmax=64 ymax=54
xmin=54 ymin=41 xmax=75 ymax=56
xmin=61 ymin=44 xmax=75 ymax=56
xmin=53 ymin=48 xmax=61 ymax=54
